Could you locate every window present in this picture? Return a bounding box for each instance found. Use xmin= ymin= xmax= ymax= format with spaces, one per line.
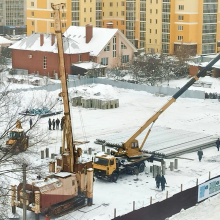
xmin=121 ymin=20 xmax=124 ymax=25
xmin=78 ymin=54 xmax=82 ymax=62
xmin=90 ymin=0 xmax=92 ymax=2
xmin=150 ymin=19 xmax=152 ymax=23
xmin=43 ymin=56 xmax=47 ymax=69
xmin=121 ymin=30 xmax=124 ymax=34
xmin=62 ymin=13 xmax=66 ymax=18
xmin=84 ymin=0 xmax=86 ymax=2
xmin=150 ymin=29 xmax=151 ymax=33
xmin=149 ymin=39 xmax=151 ymax=43
xmin=51 ymin=23 xmax=54 ymax=28
xmin=155 ymin=29 xmax=157 ymax=34
xmin=110 ymin=2 xmax=113 ymax=6
xmin=113 ymin=36 xmax=116 ymax=58
xmin=156 ymin=9 xmax=158 ymax=14
xmin=62 ymin=23 xmax=66 ymax=28
xmin=178 ymin=36 xmax=183 ymax=41
xmin=117 ymin=12 xmax=118 ymax=16
xmin=31 ymin=21 xmax=34 ymax=26
xmin=178 ymin=15 xmax=184 ymax=20
xmin=101 ymin=57 xmax=108 ymax=65
xmin=150 ymin=9 xmax=152 ymax=13
xmin=103 ymin=12 xmax=104 ymax=16
xmin=178 ymin=25 xmax=183 ymax=31
xmin=121 ymin=1 xmax=125 ymax=6
xmin=90 ymin=8 xmax=92 ymax=12
xmin=51 ymin=3 xmax=54 ymax=8
xmin=121 ymin=11 xmax=124 ymax=16
xmin=51 ymin=13 xmax=54 ymax=18
xmin=156 ymin=0 xmax=158 ymax=3
xmin=150 ymin=0 xmax=152 ymax=3
xmin=116 ymin=21 xmax=118 ymax=26
xmin=31 ymin=11 xmax=34 ymax=16
xmin=110 ymin=160 xmax=114 ymax=165
xmin=31 ymin=2 xmax=34 ymax=6
xmin=90 ymin=17 xmax=92 ymax=22
xmin=84 ymin=8 xmax=86 ymax=12
xmin=104 ymin=43 xmax=110 ymax=51
xmin=179 ymin=5 xmax=184 ymax=10
xmin=121 ymin=42 xmax=127 ymax=49
xmin=109 ymin=12 xmax=113 ymax=16
xmin=155 ymin=19 xmax=157 ymax=24
xmin=155 ymin=39 xmax=157 ymax=44
xmin=32 ymin=31 xmax=34 ymax=34
xmin=84 ymin=18 xmax=86 ymax=22
xmin=122 ymin=55 xmax=129 ymax=63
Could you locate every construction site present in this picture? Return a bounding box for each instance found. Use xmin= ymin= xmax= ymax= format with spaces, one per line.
xmin=1 ymin=3 xmax=220 ymax=220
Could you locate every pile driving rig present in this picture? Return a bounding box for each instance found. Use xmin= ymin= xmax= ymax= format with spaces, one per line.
xmin=93 ymin=53 xmax=220 ymax=182
xmin=11 ymin=3 xmax=93 ymax=218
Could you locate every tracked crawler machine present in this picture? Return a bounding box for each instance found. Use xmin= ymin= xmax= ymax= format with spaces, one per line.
xmin=93 ymin=53 xmax=220 ymax=182
xmin=11 ymin=4 xmax=93 ymax=218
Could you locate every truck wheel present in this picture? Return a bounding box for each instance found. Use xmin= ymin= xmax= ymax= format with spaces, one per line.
xmin=132 ymin=166 xmax=139 ymax=175
xmin=111 ymin=172 xmax=119 ymax=182
xmin=139 ymin=163 xmax=145 ymax=173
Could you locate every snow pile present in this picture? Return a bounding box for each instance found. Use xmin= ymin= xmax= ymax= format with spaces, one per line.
xmin=69 ymin=84 xmax=118 ymax=100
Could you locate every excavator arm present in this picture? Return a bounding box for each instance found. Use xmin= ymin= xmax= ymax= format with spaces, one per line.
xmin=123 ymin=53 xmax=220 ymax=157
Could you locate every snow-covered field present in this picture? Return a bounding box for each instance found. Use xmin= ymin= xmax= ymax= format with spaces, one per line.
xmin=2 ymin=76 xmax=220 ymax=220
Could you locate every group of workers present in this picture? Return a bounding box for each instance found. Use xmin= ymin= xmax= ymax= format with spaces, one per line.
xmin=48 ymin=117 xmax=64 ymax=130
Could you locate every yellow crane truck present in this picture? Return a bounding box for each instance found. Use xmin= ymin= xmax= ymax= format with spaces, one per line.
xmin=93 ymin=53 xmax=220 ymax=182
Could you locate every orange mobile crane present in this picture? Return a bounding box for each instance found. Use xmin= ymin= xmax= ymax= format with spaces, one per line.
xmin=94 ymin=54 xmax=220 ymax=182
xmin=12 ymin=3 xmax=93 ymax=218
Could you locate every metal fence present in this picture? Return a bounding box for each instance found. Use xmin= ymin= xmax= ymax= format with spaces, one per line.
xmin=9 ymin=78 xmax=205 ymax=99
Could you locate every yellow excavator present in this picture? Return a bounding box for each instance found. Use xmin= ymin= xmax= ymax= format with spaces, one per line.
xmin=93 ymin=53 xmax=220 ymax=182
xmin=5 ymin=120 xmax=28 ymax=153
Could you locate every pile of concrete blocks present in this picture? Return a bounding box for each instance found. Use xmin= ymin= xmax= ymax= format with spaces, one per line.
xmin=71 ymin=96 xmax=119 ymax=110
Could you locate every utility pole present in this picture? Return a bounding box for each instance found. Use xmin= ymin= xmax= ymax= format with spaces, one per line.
xmin=22 ymin=164 xmax=27 ymax=220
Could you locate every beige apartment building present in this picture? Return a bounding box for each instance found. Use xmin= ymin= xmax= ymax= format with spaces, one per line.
xmin=27 ymin=0 xmax=220 ymax=56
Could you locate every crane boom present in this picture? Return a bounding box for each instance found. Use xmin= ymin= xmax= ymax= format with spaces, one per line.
xmin=52 ymin=3 xmax=74 ymax=172
xmin=123 ymin=53 xmax=220 ymax=156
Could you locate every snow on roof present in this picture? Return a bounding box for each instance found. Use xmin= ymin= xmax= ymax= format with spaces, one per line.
xmin=0 ymin=36 xmax=13 ymax=45
xmin=72 ymin=61 xmax=107 ymax=70
xmin=95 ymin=152 xmax=114 ymax=159
xmin=34 ymin=177 xmax=59 ymax=188
xmin=9 ymin=33 xmax=89 ymax=54
xmin=54 ymin=172 xmax=73 ymax=178
xmin=11 ymin=128 xmax=24 ymax=132
xmin=64 ymin=26 xmax=137 ymax=56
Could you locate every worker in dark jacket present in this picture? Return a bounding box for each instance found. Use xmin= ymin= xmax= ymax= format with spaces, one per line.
xmin=52 ymin=119 xmax=55 ymax=130
xmin=48 ymin=118 xmax=52 ymax=130
xmin=216 ymin=138 xmax=220 ymax=151
xmin=197 ymin=148 xmax=203 ymax=162
xmin=161 ymin=175 xmax=167 ymax=191
xmin=155 ymin=173 xmax=161 ymax=189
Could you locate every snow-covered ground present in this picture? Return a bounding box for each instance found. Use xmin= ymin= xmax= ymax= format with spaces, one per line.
xmin=2 ymin=75 xmax=220 ymax=220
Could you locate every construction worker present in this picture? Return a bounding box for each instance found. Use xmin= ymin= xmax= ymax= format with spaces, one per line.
xmin=197 ymin=148 xmax=203 ymax=162
xmin=216 ymin=138 xmax=220 ymax=151
xmin=48 ymin=118 xmax=52 ymax=130
xmin=155 ymin=173 xmax=161 ymax=189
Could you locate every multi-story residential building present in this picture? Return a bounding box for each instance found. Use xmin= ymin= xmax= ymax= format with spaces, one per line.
xmin=0 ymin=0 xmax=26 ymax=35
xmin=27 ymin=0 xmax=220 ymax=56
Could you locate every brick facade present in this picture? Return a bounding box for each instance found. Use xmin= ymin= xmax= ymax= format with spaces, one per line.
xmin=11 ymin=49 xmax=90 ymax=78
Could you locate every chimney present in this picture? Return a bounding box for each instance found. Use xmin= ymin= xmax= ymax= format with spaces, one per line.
xmin=86 ymin=24 xmax=93 ymax=43
xmin=51 ymin=34 xmax=55 ymax=46
xmin=40 ymin=34 xmax=44 ymax=46
xmin=106 ymin=22 xmax=113 ymax=29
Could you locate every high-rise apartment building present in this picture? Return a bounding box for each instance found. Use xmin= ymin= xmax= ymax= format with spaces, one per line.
xmin=27 ymin=0 xmax=220 ymax=55
xmin=0 ymin=0 xmax=27 ymax=35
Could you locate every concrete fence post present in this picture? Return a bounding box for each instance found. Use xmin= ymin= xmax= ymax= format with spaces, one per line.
xmin=41 ymin=151 xmax=44 ymax=159
xmin=170 ymin=162 xmax=174 ymax=171
xmin=88 ymin=148 xmax=92 ymax=155
xmin=150 ymin=196 xmax=152 ymax=205
xmin=107 ymin=149 xmax=111 ymax=155
xmin=174 ymin=159 xmax=178 ymax=169
xmin=196 ymin=178 xmax=198 ymax=186
xmin=181 ymin=184 xmax=183 ymax=192
xmin=114 ymin=208 xmax=116 ymax=218
xmin=60 ymin=147 xmax=62 ymax=155
xmin=133 ymin=201 xmax=135 ymax=211
xmin=166 ymin=191 xmax=168 ymax=199
xmin=209 ymin=171 xmax=211 ymax=180
xmin=46 ymin=148 xmax=49 ymax=158
xmin=102 ymin=145 xmax=105 ymax=152
xmin=162 ymin=164 xmax=166 ymax=175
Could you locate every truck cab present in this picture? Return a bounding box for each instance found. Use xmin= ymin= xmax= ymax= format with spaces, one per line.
xmin=93 ymin=153 xmax=117 ymax=181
